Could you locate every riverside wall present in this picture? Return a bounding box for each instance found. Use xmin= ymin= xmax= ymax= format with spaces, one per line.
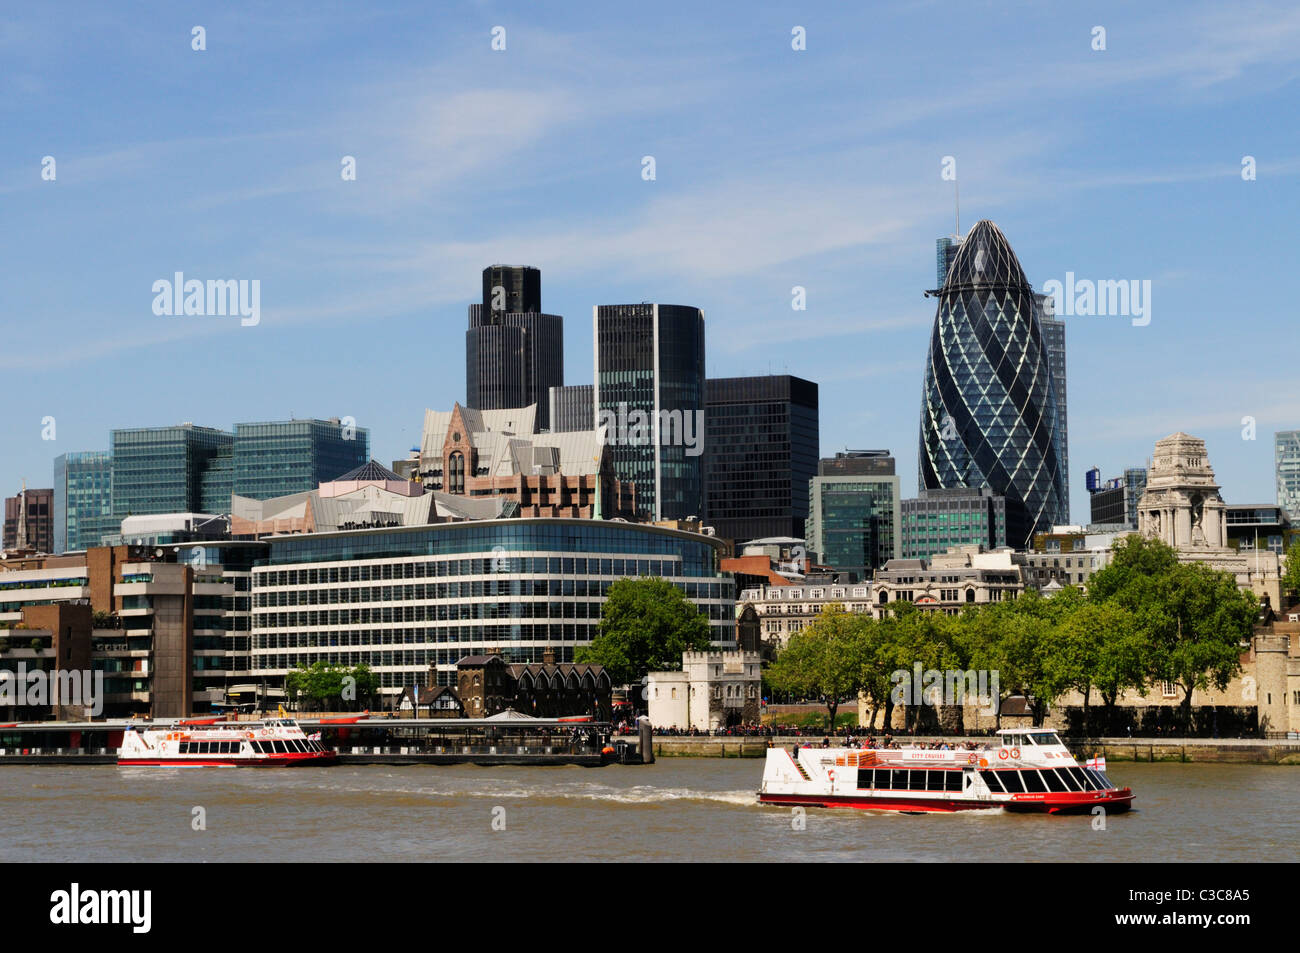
xmin=639 ymin=735 xmax=1300 ymax=764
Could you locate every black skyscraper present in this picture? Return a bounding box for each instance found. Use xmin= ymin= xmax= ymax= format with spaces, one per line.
xmin=705 ymin=375 xmax=819 ymax=543
xmin=466 ymin=265 xmax=563 ymax=430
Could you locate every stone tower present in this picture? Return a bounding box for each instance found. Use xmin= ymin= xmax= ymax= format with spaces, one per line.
xmin=1252 ymin=633 xmax=1289 ymax=737
xmin=1137 ymin=433 xmax=1227 ymax=549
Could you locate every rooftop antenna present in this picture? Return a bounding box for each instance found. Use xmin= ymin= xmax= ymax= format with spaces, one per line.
xmin=955 ymin=177 xmax=961 ymax=238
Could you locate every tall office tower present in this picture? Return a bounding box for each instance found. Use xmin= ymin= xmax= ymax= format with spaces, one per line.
xmin=466 ymin=265 xmax=564 ymax=430
xmin=1036 ymin=293 xmax=1069 ymax=520
xmin=53 ymin=451 xmax=114 ymax=552
xmin=594 ymin=304 xmax=706 ymax=521
xmin=704 ymin=375 xmax=819 ymax=544
xmin=806 ymin=451 xmax=901 ymax=576
xmin=1086 ymin=466 xmax=1148 ymax=529
xmin=1278 ymin=430 xmax=1300 ymax=518
xmin=918 ymin=220 xmax=1068 ymax=549
xmin=548 ymin=384 xmax=595 ymax=434
xmin=233 ymin=418 xmax=371 ymax=500
xmin=900 ymin=486 xmax=1008 ymax=560
xmin=3 ymin=485 xmax=54 ymax=552
xmin=110 ymin=424 xmax=235 ymax=521
xmin=936 ymin=236 xmax=963 ymax=288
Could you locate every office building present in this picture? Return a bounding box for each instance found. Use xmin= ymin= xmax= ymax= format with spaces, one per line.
xmin=935 ymin=236 xmax=962 ymax=288
xmin=1086 ymin=466 xmax=1147 ymax=529
xmin=594 ymin=303 xmax=706 ymax=521
xmin=1036 ymin=294 xmax=1069 ymax=520
xmin=901 ymin=487 xmax=1008 ymax=561
xmin=466 ymin=265 xmax=564 ymax=431
xmin=110 ymin=424 xmax=234 ymax=522
xmin=232 ymin=418 xmax=370 ymax=500
xmin=53 ymin=451 xmax=114 ymax=554
xmin=548 ymin=384 xmax=594 ymax=433
xmin=806 ymin=452 xmax=900 ymax=576
xmin=704 ymin=375 xmax=819 ymax=543
xmin=918 ymin=220 xmax=1068 ymax=548
xmin=248 ymin=518 xmax=735 ymax=694
xmin=3 ymin=485 xmax=54 ymax=553
xmin=1278 ymin=430 xmax=1300 ymax=519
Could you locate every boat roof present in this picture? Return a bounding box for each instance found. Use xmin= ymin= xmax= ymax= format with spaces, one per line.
xmin=996 ymin=727 xmax=1059 ymax=735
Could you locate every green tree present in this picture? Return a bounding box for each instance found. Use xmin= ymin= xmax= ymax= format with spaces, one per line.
xmin=1155 ymin=561 xmax=1256 ymax=728
xmin=285 ymin=661 xmax=380 ymax=711
xmin=576 ymin=576 xmax=711 ymax=683
xmin=767 ymin=604 xmax=863 ymax=728
xmin=1281 ymin=540 xmax=1300 ymax=603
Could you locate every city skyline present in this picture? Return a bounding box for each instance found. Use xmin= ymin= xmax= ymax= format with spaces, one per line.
xmin=3 ymin=1 xmax=1300 ymax=523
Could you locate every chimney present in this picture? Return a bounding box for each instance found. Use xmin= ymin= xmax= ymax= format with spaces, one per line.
xmin=542 ymin=647 xmax=556 ymax=667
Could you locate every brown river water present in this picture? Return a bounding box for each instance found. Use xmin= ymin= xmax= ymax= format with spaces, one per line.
xmin=1 ymin=761 xmax=1295 ymax=862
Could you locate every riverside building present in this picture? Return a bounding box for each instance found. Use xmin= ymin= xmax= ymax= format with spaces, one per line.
xmin=248 ymin=518 xmax=735 ymax=698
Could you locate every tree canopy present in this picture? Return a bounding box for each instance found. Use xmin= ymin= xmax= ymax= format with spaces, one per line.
xmin=575 ymin=576 xmax=712 ymax=683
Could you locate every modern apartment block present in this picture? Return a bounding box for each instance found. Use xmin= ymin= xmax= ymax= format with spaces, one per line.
xmin=466 ymin=265 xmax=564 ymax=431
xmin=704 ymin=375 xmax=819 ymax=544
xmin=3 ymin=486 xmax=54 ymax=553
xmin=1086 ymin=466 xmax=1148 ymax=529
xmin=900 ymin=486 xmax=1008 ymax=560
xmin=805 ymin=452 xmax=901 ymax=577
xmin=594 ymin=303 xmax=706 ymax=521
xmin=1278 ymin=430 xmax=1300 ymax=519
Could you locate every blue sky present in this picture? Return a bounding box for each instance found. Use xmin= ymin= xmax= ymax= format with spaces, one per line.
xmin=3 ymin=1 xmax=1298 ymax=523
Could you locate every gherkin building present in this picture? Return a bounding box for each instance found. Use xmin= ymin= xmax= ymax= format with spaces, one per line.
xmin=918 ymin=220 xmax=1067 ymax=549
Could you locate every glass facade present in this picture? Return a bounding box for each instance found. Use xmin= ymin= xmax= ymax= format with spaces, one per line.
xmin=250 ymin=519 xmax=733 ymax=692
xmin=807 ymin=474 xmax=900 ymax=575
xmin=935 ymin=236 xmax=962 ymax=288
xmin=704 ymin=375 xmax=819 ymax=543
xmin=54 ymin=450 xmax=115 ymax=552
xmin=466 ymin=267 xmax=563 ymax=431
xmin=548 ymin=384 xmax=594 ymax=434
xmin=111 ymin=425 xmax=234 ymax=520
xmin=1088 ymin=467 xmax=1147 ymax=529
xmin=232 ymin=419 xmax=370 ymax=500
xmin=919 ymin=220 xmax=1068 ymax=549
xmin=901 ymin=487 xmax=1008 ymax=560
xmin=595 ymin=303 xmax=705 ymax=521
xmin=1277 ymin=430 xmax=1300 ymax=519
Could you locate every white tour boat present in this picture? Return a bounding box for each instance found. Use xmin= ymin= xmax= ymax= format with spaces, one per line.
xmin=117 ymin=718 xmax=337 ymax=767
xmin=759 ymin=727 xmax=1133 ymax=814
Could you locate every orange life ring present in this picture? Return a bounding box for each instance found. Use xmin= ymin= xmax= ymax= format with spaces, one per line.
xmin=998 ymin=749 xmax=1009 ymax=760
xmin=245 ymin=731 xmax=254 ymax=740
xmin=1010 ymin=747 xmax=1021 ymax=759
xmin=827 ymin=768 xmax=837 ymax=784
xmin=260 ymin=728 xmax=271 ymax=737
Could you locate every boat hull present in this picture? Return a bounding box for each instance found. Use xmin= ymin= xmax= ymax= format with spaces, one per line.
xmin=118 ymin=752 xmax=337 ymax=768
xmin=757 ymin=787 xmax=1134 ymax=815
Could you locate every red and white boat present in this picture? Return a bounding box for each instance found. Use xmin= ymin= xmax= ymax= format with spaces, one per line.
xmin=117 ymin=718 xmax=337 ymax=767
xmin=759 ymin=728 xmax=1133 ymax=814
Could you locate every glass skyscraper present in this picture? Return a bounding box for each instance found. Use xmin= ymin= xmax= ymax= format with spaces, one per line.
xmin=232 ymin=419 xmax=370 ymax=500
xmin=919 ymin=220 xmax=1068 ymax=549
xmin=466 ymin=265 xmax=564 ymax=431
xmin=806 ymin=453 xmax=900 ymax=576
xmin=1277 ymin=430 xmax=1300 ymax=518
xmin=704 ymin=375 xmax=819 ymax=543
xmin=594 ymin=303 xmax=706 ymax=521
xmin=901 ymin=487 xmax=1008 ymax=560
xmin=53 ymin=450 xmax=115 ymax=552
xmin=111 ymin=425 xmax=234 ymax=520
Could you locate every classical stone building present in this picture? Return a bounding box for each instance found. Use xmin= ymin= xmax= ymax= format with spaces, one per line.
xmin=1137 ymin=433 xmax=1282 ymax=608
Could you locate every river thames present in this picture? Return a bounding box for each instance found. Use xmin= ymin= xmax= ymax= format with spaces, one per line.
xmin=3 ymin=761 xmax=1296 ymax=862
